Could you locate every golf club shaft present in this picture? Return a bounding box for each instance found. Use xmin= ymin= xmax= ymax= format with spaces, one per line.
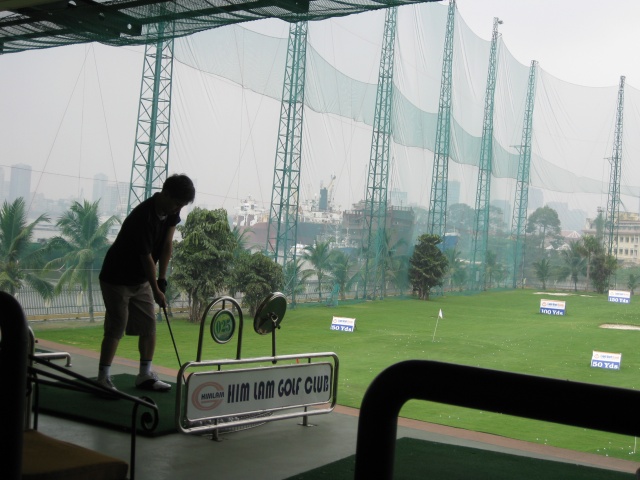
xmin=163 ymin=306 xmax=182 ymax=368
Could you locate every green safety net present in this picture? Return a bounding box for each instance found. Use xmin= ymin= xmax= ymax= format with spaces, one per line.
xmin=2 ymin=2 xmax=639 ymax=288
xmin=166 ymin=2 xmax=640 ymax=278
xmin=0 ymin=0 xmax=436 ymax=54
xmin=171 ymin=3 xmax=640 ymax=233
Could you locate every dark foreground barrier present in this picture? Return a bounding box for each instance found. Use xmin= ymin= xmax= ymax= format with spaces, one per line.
xmin=1 ymin=291 xmax=158 ymax=480
xmin=355 ymin=359 xmax=640 ymax=479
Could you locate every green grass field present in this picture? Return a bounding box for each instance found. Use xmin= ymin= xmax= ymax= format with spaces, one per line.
xmin=32 ymin=289 xmax=640 ymax=461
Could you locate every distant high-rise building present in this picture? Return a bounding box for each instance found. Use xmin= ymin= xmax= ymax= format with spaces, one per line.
xmin=92 ymin=173 xmax=108 ymax=206
xmin=390 ymin=188 xmax=408 ymax=207
xmin=528 ymin=187 xmax=543 ymax=212
xmin=447 ymin=180 xmax=460 ymax=206
xmin=491 ymin=198 xmax=512 ymax=231
xmin=9 ymin=164 xmax=31 ymax=203
xmin=104 ymin=182 xmax=128 ymax=216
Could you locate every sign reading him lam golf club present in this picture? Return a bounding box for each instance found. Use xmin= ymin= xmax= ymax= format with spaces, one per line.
xmin=186 ymin=363 xmax=333 ymax=421
xmin=608 ymin=290 xmax=631 ymax=304
xmin=539 ymin=299 xmax=566 ymax=315
xmin=591 ymin=351 xmax=622 ymax=370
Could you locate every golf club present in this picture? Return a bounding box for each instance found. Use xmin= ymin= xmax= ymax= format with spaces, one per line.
xmin=162 ymin=305 xmax=182 ymax=369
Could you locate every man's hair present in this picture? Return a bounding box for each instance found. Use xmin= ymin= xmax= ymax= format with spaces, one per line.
xmin=162 ymin=174 xmax=195 ymax=204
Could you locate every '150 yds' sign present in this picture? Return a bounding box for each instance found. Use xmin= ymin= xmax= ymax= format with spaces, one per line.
xmin=540 ymin=299 xmax=566 ymax=316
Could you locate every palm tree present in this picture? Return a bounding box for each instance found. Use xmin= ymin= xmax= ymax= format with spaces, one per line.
xmin=532 ymin=258 xmax=552 ymax=290
xmin=230 ymin=225 xmax=252 ymax=258
xmin=0 ymin=198 xmax=53 ymax=298
xmin=45 ymin=200 xmax=119 ymax=322
xmin=329 ymin=250 xmax=359 ymax=300
xmin=282 ymin=257 xmax=313 ymax=303
xmin=579 ymin=234 xmax=602 ymax=291
xmin=557 ymin=241 xmax=586 ymax=291
xmin=484 ymin=251 xmax=502 ymax=290
xmin=302 ymin=240 xmax=333 ymax=301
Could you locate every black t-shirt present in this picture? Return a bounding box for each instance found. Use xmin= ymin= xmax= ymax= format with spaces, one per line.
xmin=100 ymin=193 xmax=180 ymax=285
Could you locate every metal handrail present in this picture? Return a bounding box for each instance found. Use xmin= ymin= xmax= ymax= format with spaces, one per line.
xmin=355 ymin=359 xmax=640 ymax=479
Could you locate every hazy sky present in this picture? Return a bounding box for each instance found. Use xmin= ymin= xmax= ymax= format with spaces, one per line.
xmin=453 ymin=0 xmax=640 ymax=87
xmin=1 ymin=0 xmax=639 ymax=217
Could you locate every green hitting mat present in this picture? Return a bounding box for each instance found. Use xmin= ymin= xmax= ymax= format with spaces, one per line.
xmin=36 ymin=374 xmax=177 ymax=437
xmin=285 ymin=437 xmax=635 ymax=480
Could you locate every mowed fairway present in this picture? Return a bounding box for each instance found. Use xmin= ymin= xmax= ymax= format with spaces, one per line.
xmin=33 ymin=289 xmax=640 ymax=460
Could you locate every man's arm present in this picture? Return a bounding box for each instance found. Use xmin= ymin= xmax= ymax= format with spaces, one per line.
xmin=141 ymin=253 xmax=166 ymax=307
xmin=158 ymin=225 xmax=176 ymax=281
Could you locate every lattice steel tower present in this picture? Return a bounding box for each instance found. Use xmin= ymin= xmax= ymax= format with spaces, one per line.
xmin=266 ymin=21 xmax=308 ymax=303
xmin=470 ymin=17 xmax=501 ymax=290
xmin=605 ymin=75 xmax=625 ymax=256
xmin=511 ymin=60 xmax=538 ymax=288
xmin=427 ymin=0 xmax=456 ymax=239
xmin=361 ymin=7 xmax=398 ymax=300
xmin=128 ymin=23 xmax=175 ymax=213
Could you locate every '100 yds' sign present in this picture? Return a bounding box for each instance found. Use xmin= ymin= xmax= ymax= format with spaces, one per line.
xmin=539 ymin=299 xmax=566 ymax=316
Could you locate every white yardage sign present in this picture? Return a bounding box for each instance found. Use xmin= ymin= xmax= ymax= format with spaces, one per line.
xmin=330 ymin=316 xmax=356 ymax=332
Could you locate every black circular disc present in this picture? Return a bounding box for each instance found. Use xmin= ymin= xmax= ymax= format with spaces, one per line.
xmin=253 ymin=292 xmax=287 ymax=335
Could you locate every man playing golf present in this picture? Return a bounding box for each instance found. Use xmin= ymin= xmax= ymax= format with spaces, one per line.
xmin=96 ymin=174 xmax=195 ymax=392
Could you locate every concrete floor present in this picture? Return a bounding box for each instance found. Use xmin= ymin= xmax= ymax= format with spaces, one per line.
xmin=30 ymin=339 xmax=640 ymax=480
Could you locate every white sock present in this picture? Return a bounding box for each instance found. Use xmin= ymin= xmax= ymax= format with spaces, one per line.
xmin=98 ymin=364 xmax=111 ymax=379
xmin=140 ymin=359 xmax=152 ymax=376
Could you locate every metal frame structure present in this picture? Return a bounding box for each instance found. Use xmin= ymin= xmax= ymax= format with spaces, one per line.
xmin=510 ymin=60 xmax=538 ymax=288
xmin=361 ymin=6 xmax=397 ymax=300
xmin=266 ymin=21 xmax=308 ymax=304
xmin=605 ymin=76 xmax=625 ymax=256
xmin=427 ymin=0 xmax=456 ymax=240
xmin=127 ymin=21 xmax=174 ymax=213
xmin=0 ymin=0 xmax=438 ymax=54
xmin=469 ymin=17 xmax=501 ymax=290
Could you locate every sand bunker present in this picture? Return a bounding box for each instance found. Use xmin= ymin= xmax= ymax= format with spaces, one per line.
xmin=600 ymin=324 xmax=640 ymax=331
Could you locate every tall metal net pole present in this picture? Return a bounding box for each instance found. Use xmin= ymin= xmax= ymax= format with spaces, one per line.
xmin=128 ymin=22 xmax=175 ymax=213
xmin=427 ymin=0 xmax=456 ymax=240
xmin=469 ymin=17 xmax=501 ymax=291
xmin=361 ymin=7 xmax=397 ymax=300
xmin=266 ymin=21 xmax=308 ymax=304
xmin=605 ymin=76 xmax=625 ymax=257
xmin=511 ymin=60 xmax=538 ymax=288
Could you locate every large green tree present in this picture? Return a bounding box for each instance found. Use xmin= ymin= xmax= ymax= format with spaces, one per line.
xmin=45 ymin=200 xmax=119 ymax=323
xmin=408 ymin=234 xmax=448 ymax=300
xmin=234 ymin=252 xmax=284 ymax=316
xmin=0 ymin=198 xmax=53 ymax=298
xmin=172 ymin=208 xmax=234 ymax=322
xmin=526 ymin=206 xmax=562 ymax=250
xmin=591 ymin=252 xmax=618 ymax=294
